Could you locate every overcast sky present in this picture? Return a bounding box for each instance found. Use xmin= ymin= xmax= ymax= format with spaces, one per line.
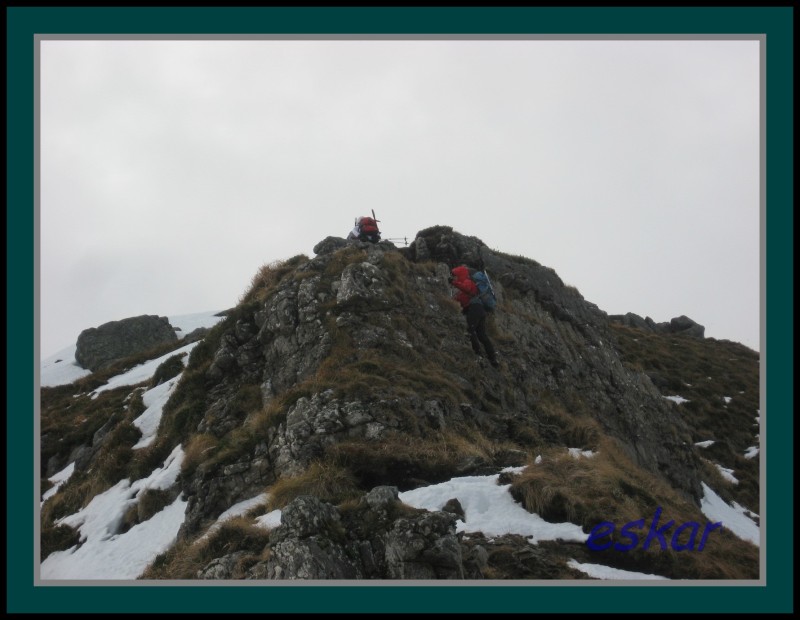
xmin=38 ymin=38 xmax=761 ymax=358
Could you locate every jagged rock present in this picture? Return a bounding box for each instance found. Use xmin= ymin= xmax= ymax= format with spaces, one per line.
xmin=363 ymin=485 xmax=400 ymax=510
xmin=336 ymin=261 xmax=390 ymax=308
xmin=197 ymin=551 xmax=253 ymax=579
xmin=405 ymin=225 xmax=487 ymax=268
xmin=265 ymin=496 xmax=359 ymax=579
xmin=461 ymin=533 xmax=579 ymax=579
xmin=609 ymin=313 xmax=705 ymax=339
xmin=313 ymin=236 xmax=350 ymax=255
xmin=267 ymin=537 xmax=360 ymax=580
xmin=669 ymin=315 xmax=705 ymax=338
xmin=609 ymin=312 xmax=651 ymax=330
xmin=178 ymin=453 xmax=273 ymax=540
xmin=75 ymin=314 xmax=177 ymax=371
xmin=65 ymin=444 xmax=93 ymax=473
xmin=441 ymin=498 xmax=466 ymax=521
xmin=385 ymin=510 xmax=464 ymax=579
xmin=238 ymin=492 xmax=477 ymax=580
xmin=181 ymin=327 xmax=209 ymax=343
xmin=279 ymin=495 xmax=342 ymax=538
xmin=269 ymin=392 xmax=394 ymax=477
xmin=255 ymin=282 xmax=332 ymax=394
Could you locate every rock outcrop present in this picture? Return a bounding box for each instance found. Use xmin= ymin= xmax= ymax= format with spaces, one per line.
xmin=198 ymin=487 xmax=486 ymax=580
xmin=75 ymin=314 xmax=177 ymax=371
xmin=609 ymin=312 xmax=705 ymax=338
xmin=175 ymin=227 xmax=704 ymax=545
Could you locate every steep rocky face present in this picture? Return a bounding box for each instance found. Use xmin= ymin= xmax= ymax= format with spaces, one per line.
xmin=75 ymin=315 xmax=177 ymax=371
xmin=407 ymin=227 xmax=704 ymax=497
xmin=176 ymin=226 xmax=704 ymax=542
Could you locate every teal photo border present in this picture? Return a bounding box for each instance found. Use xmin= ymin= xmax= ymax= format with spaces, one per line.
xmin=8 ymin=5 xmax=793 ymax=614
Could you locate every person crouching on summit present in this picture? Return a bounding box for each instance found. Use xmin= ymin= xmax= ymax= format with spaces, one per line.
xmin=449 ymin=265 xmax=499 ymax=368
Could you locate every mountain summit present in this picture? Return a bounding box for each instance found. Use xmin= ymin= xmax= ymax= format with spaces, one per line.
xmin=40 ymin=226 xmax=760 ymax=580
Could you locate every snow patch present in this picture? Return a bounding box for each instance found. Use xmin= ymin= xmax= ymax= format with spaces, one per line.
xmin=399 ymin=470 xmax=587 ymax=545
xmin=700 ymin=482 xmax=759 ymax=547
xmin=199 ymin=493 xmax=270 ymax=541
xmin=744 ymin=446 xmax=759 ymax=459
xmin=132 ymin=378 xmax=181 ymax=449
xmin=91 ymin=342 xmax=198 ymax=397
xmin=41 ymin=462 xmax=76 ymax=505
xmin=255 ymin=510 xmax=282 ymax=530
xmin=41 ymin=445 xmax=187 ymax=580
xmin=568 ymin=559 xmax=669 ymax=580
xmin=714 ymin=464 xmax=739 ymax=485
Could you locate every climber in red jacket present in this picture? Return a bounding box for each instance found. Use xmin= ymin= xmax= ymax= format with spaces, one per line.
xmin=449 ymin=265 xmax=499 ymax=368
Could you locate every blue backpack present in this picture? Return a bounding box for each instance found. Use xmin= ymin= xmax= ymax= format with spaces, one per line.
xmin=470 ymin=270 xmax=497 ymax=312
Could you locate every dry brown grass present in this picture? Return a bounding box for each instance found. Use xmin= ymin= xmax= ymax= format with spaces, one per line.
xmin=444 ymin=427 xmax=525 ymax=462
xmin=532 ymin=397 xmax=603 ymax=451
xmin=41 ymin=469 xmax=119 ymax=526
xmin=140 ymin=516 xmax=271 ymax=579
xmin=609 ymin=323 xmax=760 ymax=513
xmin=327 ymin=427 xmax=525 ymax=492
xmin=244 ymin=400 xmax=290 ymax=437
xmin=509 ymin=435 xmax=760 ymax=579
xmin=240 ymin=255 xmax=309 ymax=304
xmin=511 ymin=436 xmax=698 ymax=530
xmin=265 ymin=461 xmax=361 ymax=511
xmin=40 ymin=523 xmax=81 ymax=561
xmin=180 ymin=433 xmax=220 ymax=477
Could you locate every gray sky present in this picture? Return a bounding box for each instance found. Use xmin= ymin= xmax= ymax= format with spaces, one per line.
xmin=38 ymin=38 xmax=761 ymax=358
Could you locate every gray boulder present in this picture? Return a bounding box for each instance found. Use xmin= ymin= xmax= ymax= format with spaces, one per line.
xmin=609 ymin=312 xmax=650 ymax=330
xmin=385 ymin=510 xmax=464 ymax=579
xmin=404 ymin=225 xmax=487 ymax=268
xmin=313 ymin=236 xmax=350 ymax=256
xmin=75 ymin=315 xmax=177 ymax=371
xmin=669 ymin=315 xmax=706 ymax=338
xmin=265 ymin=495 xmax=360 ymax=579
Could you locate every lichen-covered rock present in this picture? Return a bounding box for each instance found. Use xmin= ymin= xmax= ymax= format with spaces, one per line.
xmin=197 ymin=551 xmax=253 ymax=579
xmin=385 ymin=510 xmax=464 ymax=579
xmin=234 ymin=491 xmax=480 ymax=580
xmin=264 ymin=495 xmax=359 ymax=579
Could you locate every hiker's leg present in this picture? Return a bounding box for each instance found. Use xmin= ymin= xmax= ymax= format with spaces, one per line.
xmin=465 ymin=309 xmax=482 ymax=354
xmin=476 ymin=316 xmax=497 ymax=363
xmin=466 ymin=320 xmax=481 ymax=354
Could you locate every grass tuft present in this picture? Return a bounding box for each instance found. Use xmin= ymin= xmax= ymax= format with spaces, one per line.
xmin=265 ymin=461 xmax=361 ymax=511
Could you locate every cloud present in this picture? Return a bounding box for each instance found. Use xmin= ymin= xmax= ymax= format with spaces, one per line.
xmin=39 ymin=38 xmax=760 ymax=357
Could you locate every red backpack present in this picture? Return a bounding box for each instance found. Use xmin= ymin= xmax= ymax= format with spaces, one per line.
xmin=359 ymin=217 xmax=379 ymax=234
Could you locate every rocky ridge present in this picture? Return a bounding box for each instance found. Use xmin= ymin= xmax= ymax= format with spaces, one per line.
xmin=41 ymin=226 xmax=759 ymax=581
